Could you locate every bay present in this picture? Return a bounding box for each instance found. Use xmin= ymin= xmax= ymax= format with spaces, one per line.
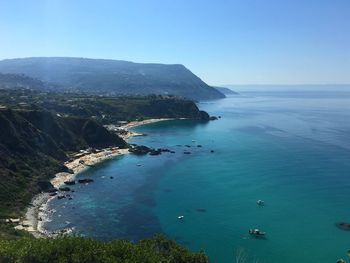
xmin=44 ymin=86 xmax=350 ymax=262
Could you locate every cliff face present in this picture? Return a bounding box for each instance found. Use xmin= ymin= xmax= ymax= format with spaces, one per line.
xmin=0 ymin=57 xmax=225 ymax=100
xmin=0 ymin=109 xmax=126 ymax=215
xmin=123 ymin=97 xmax=210 ymax=121
xmin=17 ymin=110 xmax=126 ymax=151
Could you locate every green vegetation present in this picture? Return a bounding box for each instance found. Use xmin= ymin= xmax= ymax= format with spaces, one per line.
xmin=0 ymin=57 xmax=225 ymax=100
xmin=0 ymin=235 xmax=208 ymax=263
xmin=0 ymin=89 xmax=210 ymax=124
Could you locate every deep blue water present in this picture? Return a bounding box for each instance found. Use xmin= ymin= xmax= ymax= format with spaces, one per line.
xmin=44 ymin=88 xmax=350 ymax=262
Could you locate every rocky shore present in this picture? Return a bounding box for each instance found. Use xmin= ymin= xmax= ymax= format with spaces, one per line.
xmin=18 ymin=118 xmax=173 ymax=237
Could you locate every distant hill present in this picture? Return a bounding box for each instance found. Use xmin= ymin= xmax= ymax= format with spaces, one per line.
xmin=0 ymin=57 xmax=225 ymax=100
xmin=213 ymin=86 xmax=239 ymax=95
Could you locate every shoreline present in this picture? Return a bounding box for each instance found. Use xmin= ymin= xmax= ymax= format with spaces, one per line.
xmin=21 ymin=118 xmax=173 ymax=237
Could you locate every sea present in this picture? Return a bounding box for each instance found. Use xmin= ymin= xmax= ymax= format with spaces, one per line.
xmin=44 ymin=85 xmax=350 ymax=263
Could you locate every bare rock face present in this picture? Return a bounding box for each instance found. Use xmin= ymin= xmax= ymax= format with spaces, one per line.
xmin=59 ymin=187 xmax=71 ymax=192
xmin=37 ymin=181 xmax=56 ymax=193
xmin=129 ymin=145 xmax=152 ymax=155
xmin=64 ymin=181 xmax=76 ymax=185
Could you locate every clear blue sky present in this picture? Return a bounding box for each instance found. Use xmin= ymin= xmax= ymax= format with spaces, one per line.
xmin=1 ymin=0 xmax=349 ymax=85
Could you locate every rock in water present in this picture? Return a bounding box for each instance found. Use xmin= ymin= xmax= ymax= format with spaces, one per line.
xmin=78 ymin=179 xmax=94 ymax=184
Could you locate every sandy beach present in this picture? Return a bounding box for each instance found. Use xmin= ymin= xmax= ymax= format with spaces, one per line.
xmin=121 ymin=118 xmax=172 ymax=129
xmin=105 ymin=118 xmax=173 ymax=140
xmin=20 ymin=118 xmax=172 ymax=237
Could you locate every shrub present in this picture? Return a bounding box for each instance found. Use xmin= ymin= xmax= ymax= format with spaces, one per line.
xmin=0 ymin=235 xmax=208 ymax=263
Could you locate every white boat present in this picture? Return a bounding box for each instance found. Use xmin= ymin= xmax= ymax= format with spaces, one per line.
xmin=178 ymin=215 xmax=184 ymax=219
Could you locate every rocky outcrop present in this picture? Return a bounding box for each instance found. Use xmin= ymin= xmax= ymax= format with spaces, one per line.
xmin=77 ymin=179 xmax=94 ymax=184
xmin=128 ymin=145 xmax=152 ymax=155
xmin=129 ymin=145 xmax=173 ymax=156
xmin=37 ymin=181 xmax=56 ymax=193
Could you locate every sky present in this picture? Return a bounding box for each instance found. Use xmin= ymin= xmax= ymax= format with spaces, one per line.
xmin=0 ymin=0 xmax=349 ymax=85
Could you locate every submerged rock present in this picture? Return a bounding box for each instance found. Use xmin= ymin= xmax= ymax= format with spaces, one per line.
xmin=64 ymin=181 xmax=76 ymax=185
xmin=78 ymin=179 xmax=94 ymax=184
xmin=160 ymin=148 xmax=172 ymax=153
xmin=149 ymin=149 xmax=162 ymax=156
xmin=59 ymin=187 xmax=71 ymax=192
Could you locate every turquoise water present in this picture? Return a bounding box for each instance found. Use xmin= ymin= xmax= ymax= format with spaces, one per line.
xmin=45 ymin=88 xmax=350 ymax=262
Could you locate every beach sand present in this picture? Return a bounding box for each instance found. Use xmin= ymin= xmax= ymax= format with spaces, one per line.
xmin=20 ymin=118 xmax=172 ymax=237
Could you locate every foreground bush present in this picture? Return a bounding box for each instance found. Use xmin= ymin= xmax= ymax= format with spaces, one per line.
xmin=0 ymin=235 xmax=208 ymax=263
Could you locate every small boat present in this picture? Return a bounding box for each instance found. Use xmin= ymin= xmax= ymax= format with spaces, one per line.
xmin=136 ymin=163 xmax=142 ymax=166
xmin=178 ymin=215 xmax=184 ymax=219
xmin=257 ymin=200 xmax=265 ymax=206
xmin=249 ymin=229 xmax=266 ymax=237
xmin=336 ymin=222 xmax=350 ymax=231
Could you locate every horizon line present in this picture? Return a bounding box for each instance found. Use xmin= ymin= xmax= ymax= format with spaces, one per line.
xmin=218 ymin=83 xmax=350 ymax=86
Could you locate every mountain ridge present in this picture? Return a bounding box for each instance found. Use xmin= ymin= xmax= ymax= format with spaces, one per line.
xmin=0 ymin=57 xmax=225 ymax=100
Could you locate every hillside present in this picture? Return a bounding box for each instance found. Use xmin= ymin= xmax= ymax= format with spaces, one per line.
xmin=0 ymin=89 xmax=210 ymax=123
xmin=0 ymin=73 xmax=47 ymax=90
xmin=0 ymin=57 xmax=225 ymax=100
xmin=0 ymin=108 xmax=127 ymax=218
